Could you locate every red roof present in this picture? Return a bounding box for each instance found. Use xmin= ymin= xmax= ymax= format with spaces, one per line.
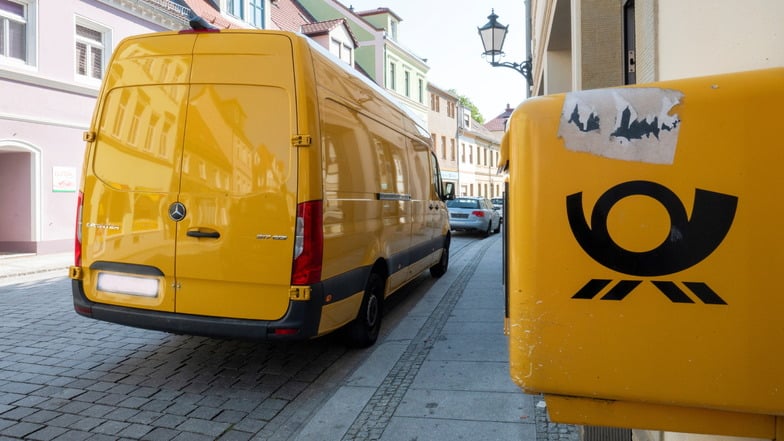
xmin=270 ymin=0 xmax=314 ymax=32
xmin=301 ymin=18 xmax=359 ymax=48
xmin=183 ymin=0 xmax=249 ymax=29
xmin=484 ymin=104 xmax=516 ymax=132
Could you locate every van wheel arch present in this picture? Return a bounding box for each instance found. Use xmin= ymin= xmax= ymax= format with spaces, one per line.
xmin=346 ymin=264 xmax=386 ymax=348
xmin=429 ymin=233 xmax=450 ymax=278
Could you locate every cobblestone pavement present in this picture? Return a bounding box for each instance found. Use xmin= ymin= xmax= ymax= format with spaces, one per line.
xmin=0 ymin=235 xmax=580 ymax=440
xmin=0 ymin=273 xmax=374 ymax=441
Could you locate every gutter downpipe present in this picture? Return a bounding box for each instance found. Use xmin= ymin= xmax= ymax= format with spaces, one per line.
xmin=525 ymin=0 xmax=533 ymax=97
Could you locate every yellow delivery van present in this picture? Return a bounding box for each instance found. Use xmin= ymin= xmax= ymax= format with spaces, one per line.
xmin=69 ymin=29 xmax=453 ymax=347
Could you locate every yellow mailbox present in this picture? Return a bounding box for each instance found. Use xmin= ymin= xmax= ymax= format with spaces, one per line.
xmin=503 ymin=68 xmax=784 ymax=438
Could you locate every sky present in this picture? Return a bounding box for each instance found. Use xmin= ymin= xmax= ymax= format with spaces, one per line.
xmin=342 ymin=0 xmax=529 ymax=121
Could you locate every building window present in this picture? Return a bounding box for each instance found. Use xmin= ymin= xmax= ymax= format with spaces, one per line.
xmin=342 ymin=43 xmax=352 ymax=64
xmin=0 ymin=0 xmax=32 ymax=65
xmin=441 ymin=136 xmax=446 ymax=160
xmin=418 ymin=79 xmax=424 ymax=103
xmin=389 ymin=62 xmax=396 ymax=90
xmin=404 ymin=71 xmax=410 ymax=97
xmin=227 ymin=0 xmax=243 ymax=19
xmin=75 ymin=20 xmax=107 ymax=81
xmin=450 ymin=139 xmax=455 ymax=160
xmin=447 ymin=101 xmax=455 ymax=118
xmin=249 ymin=0 xmax=264 ymax=28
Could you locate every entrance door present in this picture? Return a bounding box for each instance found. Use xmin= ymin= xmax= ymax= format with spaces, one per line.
xmin=0 ymin=149 xmax=33 ymax=253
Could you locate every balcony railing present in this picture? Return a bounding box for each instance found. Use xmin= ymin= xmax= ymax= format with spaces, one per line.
xmin=98 ymin=0 xmax=191 ymax=27
xmin=141 ymin=0 xmax=190 ymax=19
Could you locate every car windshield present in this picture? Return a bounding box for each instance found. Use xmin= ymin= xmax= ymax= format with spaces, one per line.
xmin=491 ymin=198 xmax=503 ymax=205
xmin=447 ymin=199 xmax=480 ymax=209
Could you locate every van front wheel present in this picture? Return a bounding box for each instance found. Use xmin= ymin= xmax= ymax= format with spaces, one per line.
xmin=430 ymin=236 xmax=450 ymax=278
xmin=347 ymin=273 xmax=384 ymax=348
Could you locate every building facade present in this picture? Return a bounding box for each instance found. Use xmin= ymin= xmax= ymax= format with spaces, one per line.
xmin=457 ymin=110 xmax=502 ymax=199
xmin=528 ymin=1 xmax=784 ymax=440
xmin=427 ymin=83 xmax=459 ymax=190
xmin=0 ymin=0 xmax=499 ymax=255
xmin=0 ymin=0 xmax=189 ymax=254
xmin=530 ymin=0 xmax=784 ymax=96
xmin=295 ymin=0 xmax=430 ymax=123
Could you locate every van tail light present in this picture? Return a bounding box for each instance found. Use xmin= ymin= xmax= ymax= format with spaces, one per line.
xmin=472 ymin=210 xmax=486 ymax=217
xmin=74 ymin=191 xmax=84 ymax=266
xmin=291 ymin=200 xmax=323 ymax=285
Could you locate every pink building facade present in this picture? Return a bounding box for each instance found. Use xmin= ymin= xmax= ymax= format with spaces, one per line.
xmin=0 ymin=0 xmax=187 ymax=254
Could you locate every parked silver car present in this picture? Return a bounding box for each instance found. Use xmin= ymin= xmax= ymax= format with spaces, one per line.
xmin=447 ymin=197 xmax=501 ymax=237
xmin=491 ymin=197 xmax=504 ymax=223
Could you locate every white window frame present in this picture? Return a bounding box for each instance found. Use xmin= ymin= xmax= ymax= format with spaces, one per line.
xmin=249 ymin=0 xmax=263 ymax=28
xmin=227 ymin=0 xmax=244 ymax=19
xmin=0 ymin=0 xmax=36 ymax=68
xmin=74 ymin=16 xmax=110 ymax=84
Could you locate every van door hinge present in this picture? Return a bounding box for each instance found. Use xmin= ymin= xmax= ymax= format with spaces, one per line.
xmin=291 ymin=135 xmax=312 ymax=147
xmin=83 ymin=131 xmax=96 ymax=142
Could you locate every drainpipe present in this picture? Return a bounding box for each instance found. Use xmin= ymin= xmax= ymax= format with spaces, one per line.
xmin=525 ymin=0 xmax=533 ymax=97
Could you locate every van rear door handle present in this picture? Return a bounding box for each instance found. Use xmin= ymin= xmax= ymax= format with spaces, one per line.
xmin=187 ymin=229 xmax=220 ymax=239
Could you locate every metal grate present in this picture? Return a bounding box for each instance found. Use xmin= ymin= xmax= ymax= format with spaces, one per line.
xmin=582 ymin=426 xmax=633 ymax=441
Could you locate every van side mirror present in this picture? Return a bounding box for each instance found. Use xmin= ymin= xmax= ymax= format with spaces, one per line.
xmin=442 ymin=182 xmax=456 ymax=201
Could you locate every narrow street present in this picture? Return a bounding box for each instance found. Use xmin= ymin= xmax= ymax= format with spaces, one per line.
xmin=0 ymin=233 xmax=578 ymax=440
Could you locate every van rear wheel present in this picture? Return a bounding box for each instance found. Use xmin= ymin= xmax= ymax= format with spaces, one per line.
xmin=347 ymin=273 xmax=384 ymax=348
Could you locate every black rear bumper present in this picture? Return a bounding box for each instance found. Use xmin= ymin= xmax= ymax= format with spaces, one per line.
xmin=71 ymin=279 xmax=323 ymax=341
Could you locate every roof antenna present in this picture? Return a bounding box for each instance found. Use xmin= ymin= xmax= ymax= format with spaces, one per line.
xmin=189 ymin=12 xmax=219 ymax=30
xmin=169 ymin=0 xmax=219 ymax=30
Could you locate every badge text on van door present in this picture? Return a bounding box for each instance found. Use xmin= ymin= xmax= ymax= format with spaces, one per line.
xmin=566 ymin=180 xmax=737 ymax=304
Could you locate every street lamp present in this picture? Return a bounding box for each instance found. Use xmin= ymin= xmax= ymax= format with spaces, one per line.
xmin=478 ymin=9 xmax=532 ymax=85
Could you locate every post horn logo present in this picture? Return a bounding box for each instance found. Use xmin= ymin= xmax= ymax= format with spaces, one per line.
xmin=566 ymin=180 xmax=737 ymax=304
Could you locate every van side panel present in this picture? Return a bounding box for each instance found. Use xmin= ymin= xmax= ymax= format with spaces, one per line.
xmin=310 ymin=43 xmax=446 ymax=311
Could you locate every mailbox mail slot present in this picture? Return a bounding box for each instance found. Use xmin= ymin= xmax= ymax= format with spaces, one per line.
xmin=503 ymin=68 xmax=784 ymax=438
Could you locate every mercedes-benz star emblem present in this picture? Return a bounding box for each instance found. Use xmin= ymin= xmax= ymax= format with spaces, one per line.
xmin=168 ymin=202 xmax=187 ymax=222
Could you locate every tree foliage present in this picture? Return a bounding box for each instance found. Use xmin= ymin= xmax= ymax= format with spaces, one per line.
xmin=449 ymin=89 xmax=484 ymax=124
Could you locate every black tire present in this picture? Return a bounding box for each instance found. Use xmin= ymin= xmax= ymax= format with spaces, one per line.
xmin=346 ymin=273 xmax=384 ymax=348
xmin=430 ymin=235 xmax=450 ymax=278
xmin=483 ymin=222 xmax=492 ymax=238
xmin=493 ymin=219 xmax=501 ymax=234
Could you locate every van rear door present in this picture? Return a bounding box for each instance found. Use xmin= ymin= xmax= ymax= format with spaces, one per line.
xmin=83 ymin=32 xmax=298 ymax=322
xmin=173 ymin=33 xmax=298 ymax=321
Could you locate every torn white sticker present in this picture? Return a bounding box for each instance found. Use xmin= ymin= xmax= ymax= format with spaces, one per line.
xmin=557 ymin=88 xmax=684 ymax=164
